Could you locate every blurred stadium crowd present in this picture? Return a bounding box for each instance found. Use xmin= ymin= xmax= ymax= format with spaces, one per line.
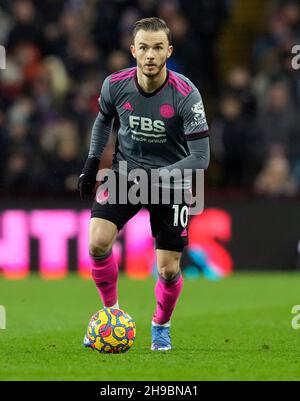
xmin=0 ymin=0 xmax=299 ymax=198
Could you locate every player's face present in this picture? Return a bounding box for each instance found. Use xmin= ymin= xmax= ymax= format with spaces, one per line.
xmin=131 ymin=30 xmax=173 ymax=77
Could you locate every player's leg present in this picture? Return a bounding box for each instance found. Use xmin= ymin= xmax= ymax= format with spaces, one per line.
xmin=153 ymin=249 xmax=183 ymax=325
xmin=148 ymin=196 xmax=190 ymax=351
xmin=84 ymin=216 xmax=119 ymax=348
xmin=150 ymin=248 xmax=184 ymax=351
xmin=84 ymin=184 xmax=141 ymax=348
xmin=89 ymin=217 xmax=119 ymax=308
xmin=89 ymin=177 xmax=142 ymax=309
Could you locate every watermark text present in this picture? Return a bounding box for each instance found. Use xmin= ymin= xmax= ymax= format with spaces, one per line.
xmin=0 ymin=306 xmax=6 ymax=329
xmin=291 ymin=305 xmax=300 ymax=330
xmin=291 ymin=45 xmax=300 ymax=70
xmin=0 ymin=45 xmax=6 ymax=69
xmin=95 ymin=162 xmax=204 ymax=216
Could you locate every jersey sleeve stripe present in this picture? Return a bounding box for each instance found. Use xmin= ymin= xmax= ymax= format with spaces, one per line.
xmin=110 ymin=68 xmax=136 ymax=79
xmin=169 ymin=78 xmax=190 ymax=97
xmin=174 ymin=78 xmax=192 ymax=94
xmin=185 ymin=130 xmax=209 ymax=140
xmin=172 ymin=75 xmax=193 ymax=92
xmin=169 ymin=72 xmax=193 ymax=92
xmin=110 ymin=71 xmax=136 ymax=83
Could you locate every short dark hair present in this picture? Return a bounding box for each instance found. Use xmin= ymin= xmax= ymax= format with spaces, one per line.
xmin=133 ymin=17 xmax=172 ymax=44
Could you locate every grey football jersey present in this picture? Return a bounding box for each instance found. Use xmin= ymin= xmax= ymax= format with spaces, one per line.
xmin=99 ymin=67 xmax=209 ymax=171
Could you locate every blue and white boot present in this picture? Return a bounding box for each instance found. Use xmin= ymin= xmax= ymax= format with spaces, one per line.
xmin=151 ymin=321 xmax=172 ymax=351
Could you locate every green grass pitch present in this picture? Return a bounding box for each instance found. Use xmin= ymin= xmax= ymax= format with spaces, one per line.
xmin=0 ymin=273 xmax=300 ymax=381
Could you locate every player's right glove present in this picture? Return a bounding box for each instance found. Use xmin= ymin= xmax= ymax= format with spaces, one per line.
xmin=78 ymin=157 xmax=100 ymax=200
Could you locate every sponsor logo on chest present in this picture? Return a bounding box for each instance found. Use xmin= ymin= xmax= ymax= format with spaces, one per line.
xmin=129 ymin=115 xmax=166 ymax=134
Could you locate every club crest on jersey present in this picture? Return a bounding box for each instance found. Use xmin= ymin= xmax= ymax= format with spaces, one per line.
xmin=160 ymin=104 xmax=175 ymax=119
xmin=191 ymin=101 xmax=206 ymax=126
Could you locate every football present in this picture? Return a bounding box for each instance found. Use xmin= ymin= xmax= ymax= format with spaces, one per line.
xmin=85 ymin=308 xmax=136 ymax=353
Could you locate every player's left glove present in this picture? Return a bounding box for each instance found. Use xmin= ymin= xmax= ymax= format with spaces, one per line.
xmin=78 ymin=157 xmax=100 ymax=200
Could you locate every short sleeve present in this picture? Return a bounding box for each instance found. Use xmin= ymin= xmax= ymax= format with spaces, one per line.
xmin=98 ymin=77 xmax=116 ymax=118
xmin=180 ymin=89 xmax=209 ymax=141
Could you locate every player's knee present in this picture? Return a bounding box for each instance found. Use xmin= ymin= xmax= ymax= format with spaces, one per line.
xmin=89 ymin=219 xmax=117 ymax=257
xmin=158 ymin=256 xmax=180 ymax=280
xmin=159 ymin=266 xmax=180 ymax=280
xmin=89 ymin=237 xmax=113 ymax=257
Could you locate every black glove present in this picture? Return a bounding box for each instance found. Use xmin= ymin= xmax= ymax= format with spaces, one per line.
xmin=78 ymin=157 xmax=100 ymax=200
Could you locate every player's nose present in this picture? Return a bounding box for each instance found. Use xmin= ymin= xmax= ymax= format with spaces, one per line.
xmin=146 ymin=48 xmax=155 ymax=59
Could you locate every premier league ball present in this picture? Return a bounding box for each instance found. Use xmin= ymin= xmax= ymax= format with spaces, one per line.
xmin=86 ymin=308 xmax=136 ymax=353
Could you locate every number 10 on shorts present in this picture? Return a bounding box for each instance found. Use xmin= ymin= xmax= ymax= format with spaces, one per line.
xmin=172 ymin=205 xmax=188 ymax=227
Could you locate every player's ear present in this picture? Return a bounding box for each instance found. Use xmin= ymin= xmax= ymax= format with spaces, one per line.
xmin=167 ymin=45 xmax=173 ymax=58
xmin=130 ymin=45 xmax=136 ymax=59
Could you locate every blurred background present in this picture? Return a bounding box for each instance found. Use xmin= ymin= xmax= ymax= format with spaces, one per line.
xmin=0 ymin=0 xmax=300 ymax=279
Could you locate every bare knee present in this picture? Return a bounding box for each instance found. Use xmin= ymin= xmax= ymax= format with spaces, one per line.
xmin=89 ymin=238 xmax=112 ymax=257
xmin=89 ymin=218 xmax=117 ymax=257
xmin=157 ymin=252 xmax=181 ymax=280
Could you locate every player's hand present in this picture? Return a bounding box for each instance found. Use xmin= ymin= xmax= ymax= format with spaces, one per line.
xmin=78 ymin=157 xmax=100 ymax=200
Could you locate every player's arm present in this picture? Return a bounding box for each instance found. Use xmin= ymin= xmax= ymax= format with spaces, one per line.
xmin=162 ymin=136 xmax=210 ymax=172
xmin=78 ymin=77 xmax=116 ymax=200
xmin=162 ymin=88 xmax=210 ymax=174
